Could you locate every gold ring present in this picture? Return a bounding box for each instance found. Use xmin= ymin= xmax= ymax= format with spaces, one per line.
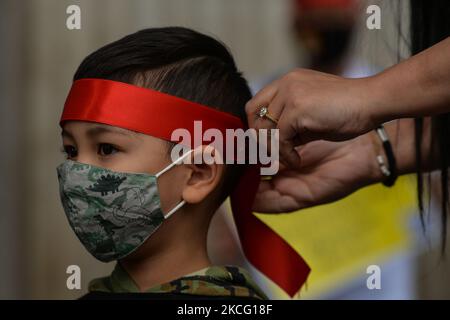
xmin=257 ymin=106 xmax=278 ymax=124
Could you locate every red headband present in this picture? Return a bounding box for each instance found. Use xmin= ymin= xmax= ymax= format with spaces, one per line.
xmin=60 ymin=78 xmax=310 ymax=297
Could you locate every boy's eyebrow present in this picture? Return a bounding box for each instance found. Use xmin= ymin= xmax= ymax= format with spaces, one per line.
xmin=61 ymin=129 xmax=73 ymax=139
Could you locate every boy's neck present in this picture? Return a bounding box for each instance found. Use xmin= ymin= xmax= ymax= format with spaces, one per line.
xmin=119 ymin=214 xmax=212 ymax=292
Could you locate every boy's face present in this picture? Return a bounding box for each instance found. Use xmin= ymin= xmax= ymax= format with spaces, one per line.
xmin=61 ymin=120 xmax=186 ymax=215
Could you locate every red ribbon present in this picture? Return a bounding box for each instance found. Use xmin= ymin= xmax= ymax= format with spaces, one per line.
xmin=60 ymin=78 xmax=310 ymax=297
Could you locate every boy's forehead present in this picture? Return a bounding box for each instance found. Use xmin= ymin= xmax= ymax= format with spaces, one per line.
xmin=61 ymin=121 xmax=140 ymax=137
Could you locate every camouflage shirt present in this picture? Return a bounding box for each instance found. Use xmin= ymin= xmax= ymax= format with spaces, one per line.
xmin=88 ymin=263 xmax=268 ymax=300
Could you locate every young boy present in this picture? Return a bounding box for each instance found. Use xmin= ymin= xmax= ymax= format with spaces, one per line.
xmin=57 ymin=27 xmax=268 ymax=300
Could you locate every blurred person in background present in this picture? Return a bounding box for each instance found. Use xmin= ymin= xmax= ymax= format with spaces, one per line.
xmin=291 ymin=0 xmax=369 ymax=76
xmin=252 ymin=0 xmax=374 ymax=96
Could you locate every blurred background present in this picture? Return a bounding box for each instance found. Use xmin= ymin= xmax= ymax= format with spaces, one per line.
xmin=1 ymin=0 xmax=449 ymax=299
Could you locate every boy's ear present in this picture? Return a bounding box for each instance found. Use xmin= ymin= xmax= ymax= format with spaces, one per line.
xmin=182 ymin=146 xmax=224 ymax=204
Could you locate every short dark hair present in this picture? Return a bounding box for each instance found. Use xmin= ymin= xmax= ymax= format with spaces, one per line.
xmin=73 ymin=27 xmax=252 ymax=206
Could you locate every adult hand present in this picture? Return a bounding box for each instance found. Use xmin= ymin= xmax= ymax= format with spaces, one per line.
xmin=252 ymin=131 xmax=384 ymax=213
xmin=246 ymin=68 xmax=378 ymax=169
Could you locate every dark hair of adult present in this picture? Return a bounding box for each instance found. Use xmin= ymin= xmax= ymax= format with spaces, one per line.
xmin=411 ymin=0 xmax=450 ymax=251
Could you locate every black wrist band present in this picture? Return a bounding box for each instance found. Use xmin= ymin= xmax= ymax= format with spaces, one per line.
xmin=375 ymin=125 xmax=398 ymax=187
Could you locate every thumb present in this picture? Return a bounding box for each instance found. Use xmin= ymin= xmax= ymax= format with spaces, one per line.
xmin=277 ymin=115 xmax=302 ymax=169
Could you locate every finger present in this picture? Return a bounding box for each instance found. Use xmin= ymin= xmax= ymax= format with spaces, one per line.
xmin=245 ymin=80 xmax=279 ymax=129
xmin=254 ymin=93 xmax=287 ymax=159
xmin=296 ymin=130 xmax=326 ymax=146
xmin=277 ymin=110 xmax=302 ymax=169
xmin=251 ymin=181 xmax=289 ymax=213
xmin=254 ymin=91 xmax=285 ymax=129
xmin=296 ymin=140 xmax=344 ymax=168
xmin=252 ymin=180 xmax=304 ymax=213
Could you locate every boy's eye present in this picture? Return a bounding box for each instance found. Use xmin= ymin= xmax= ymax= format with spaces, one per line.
xmin=98 ymin=143 xmax=118 ymax=156
xmin=63 ymin=145 xmax=78 ymax=159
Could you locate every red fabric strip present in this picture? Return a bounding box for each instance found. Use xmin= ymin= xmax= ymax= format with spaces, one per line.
xmin=61 ymin=78 xmax=243 ymax=146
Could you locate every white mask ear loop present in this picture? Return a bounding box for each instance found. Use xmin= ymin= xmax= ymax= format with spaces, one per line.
xmin=155 ymin=148 xmax=193 ymax=178
xmin=155 ymin=148 xmax=193 ymax=219
xmin=164 ymin=200 xmax=186 ymax=219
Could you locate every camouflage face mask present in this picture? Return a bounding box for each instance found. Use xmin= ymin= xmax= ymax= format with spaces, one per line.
xmin=56 ymin=150 xmax=192 ymax=262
